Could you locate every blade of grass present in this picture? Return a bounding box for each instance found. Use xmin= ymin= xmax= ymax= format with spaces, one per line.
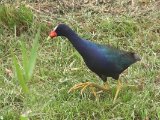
xmin=12 ymin=53 xmax=29 ymax=94
xmin=27 ymin=28 xmax=40 ymax=80
xmin=20 ymin=115 xmax=29 ymax=120
xmin=21 ymin=41 xmax=29 ymax=81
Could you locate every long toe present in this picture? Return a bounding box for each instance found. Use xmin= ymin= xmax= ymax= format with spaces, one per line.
xmin=68 ymin=82 xmax=110 ymax=96
xmin=68 ymin=82 xmax=90 ymax=93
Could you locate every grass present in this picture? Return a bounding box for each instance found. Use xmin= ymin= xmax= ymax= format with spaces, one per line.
xmin=0 ymin=1 xmax=160 ymax=119
xmin=0 ymin=4 xmax=33 ymax=35
xmin=12 ymin=28 xmax=40 ymax=94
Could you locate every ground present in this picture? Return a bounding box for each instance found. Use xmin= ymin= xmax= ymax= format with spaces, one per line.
xmin=0 ymin=0 xmax=160 ymax=119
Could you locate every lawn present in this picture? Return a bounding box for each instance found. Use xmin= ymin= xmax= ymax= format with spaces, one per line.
xmin=0 ymin=0 xmax=160 ymax=119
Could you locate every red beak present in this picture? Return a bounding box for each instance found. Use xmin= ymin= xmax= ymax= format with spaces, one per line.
xmin=49 ymin=31 xmax=57 ymax=38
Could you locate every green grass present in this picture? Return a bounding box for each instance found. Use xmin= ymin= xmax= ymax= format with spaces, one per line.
xmin=12 ymin=28 xmax=40 ymax=94
xmin=0 ymin=4 xmax=33 ymax=35
xmin=0 ymin=1 xmax=160 ymax=119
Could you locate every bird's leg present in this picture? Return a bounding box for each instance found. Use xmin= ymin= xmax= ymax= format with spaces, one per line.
xmin=90 ymin=87 xmax=97 ymax=98
xmin=104 ymin=81 xmax=110 ymax=89
xmin=97 ymin=81 xmax=110 ymax=94
xmin=113 ymin=79 xmax=122 ymax=103
xmin=68 ymin=82 xmax=109 ymax=96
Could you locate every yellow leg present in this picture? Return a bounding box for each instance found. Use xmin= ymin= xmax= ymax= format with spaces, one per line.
xmin=113 ymin=79 xmax=122 ymax=103
xmin=68 ymin=82 xmax=110 ymax=97
xmin=104 ymin=81 xmax=110 ymax=89
xmin=90 ymin=87 xmax=97 ymax=97
xmin=97 ymin=81 xmax=110 ymax=94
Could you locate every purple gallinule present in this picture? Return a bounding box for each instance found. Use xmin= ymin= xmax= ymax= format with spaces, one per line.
xmin=47 ymin=24 xmax=140 ymax=102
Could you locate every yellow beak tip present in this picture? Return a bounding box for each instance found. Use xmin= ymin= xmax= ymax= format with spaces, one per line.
xmin=47 ymin=36 xmax=51 ymax=41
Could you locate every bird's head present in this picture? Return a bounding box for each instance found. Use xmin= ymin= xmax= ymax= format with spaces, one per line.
xmin=47 ymin=24 xmax=70 ymax=40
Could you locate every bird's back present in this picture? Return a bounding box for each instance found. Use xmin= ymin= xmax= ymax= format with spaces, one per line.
xmin=78 ymin=40 xmax=140 ymax=80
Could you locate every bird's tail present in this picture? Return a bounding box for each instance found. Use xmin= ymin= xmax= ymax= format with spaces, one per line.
xmin=133 ymin=53 xmax=141 ymax=61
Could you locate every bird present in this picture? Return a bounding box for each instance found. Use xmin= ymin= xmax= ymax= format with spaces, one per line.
xmin=47 ymin=23 xmax=140 ymax=103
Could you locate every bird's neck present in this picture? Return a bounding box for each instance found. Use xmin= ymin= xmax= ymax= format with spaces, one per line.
xmin=64 ymin=29 xmax=86 ymax=53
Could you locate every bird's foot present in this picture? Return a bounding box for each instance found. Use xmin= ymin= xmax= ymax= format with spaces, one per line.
xmin=113 ymin=81 xmax=139 ymax=103
xmin=68 ymin=82 xmax=109 ymax=97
